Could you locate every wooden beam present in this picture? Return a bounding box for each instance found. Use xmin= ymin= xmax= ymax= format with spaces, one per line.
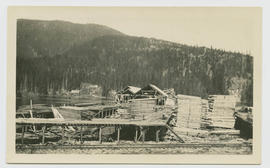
xmin=42 ymin=126 xmax=46 ymax=144
xmin=156 ymin=129 xmax=160 ymax=142
xmin=142 ymin=128 xmax=145 ymax=143
xmin=30 ymin=99 xmax=32 ymax=109
xmin=62 ymin=126 xmax=65 ymax=144
xmin=80 ymin=126 xmax=83 ymax=144
xmin=117 ymin=126 xmax=120 ymax=144
xmin=21 ymin=126 xmax=25 ymax=145
xmin=166 ymin=125 xmax=184 ymax=143
xmin=99 ymin=127 xmax=102 ymax=144
xmin=134 ymin=127 xmax=138 ymax=143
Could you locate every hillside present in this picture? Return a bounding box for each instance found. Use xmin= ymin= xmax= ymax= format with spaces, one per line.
xmin=16 ymin=19 xmax=253 ymax=106
xmin=17 ymin=19 xmax=124 ymax=58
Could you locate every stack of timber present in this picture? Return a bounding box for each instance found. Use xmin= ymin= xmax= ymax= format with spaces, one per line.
xmin=177 ymin=94 xmax=202 ymax=129
xmin=117 ymin=108 xmax=131 ymax=119
xmin=128 ymin=98 xmax=157 ymax=120
xmin=200 ymin=99 xmax=209 ymax=129
xmin=203 ymin=95 xmax=237 ymax=129
xmin=57 ymin=106 xmax=86 ymax=120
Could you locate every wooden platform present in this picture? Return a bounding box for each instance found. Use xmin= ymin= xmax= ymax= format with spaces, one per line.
xmin=16 ymin=118 xmax=167 ymax=127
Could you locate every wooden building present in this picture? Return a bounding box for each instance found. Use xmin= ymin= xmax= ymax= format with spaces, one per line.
xmin=117 ymin=86 xmax=141 ymax=103
xmin=136 ymin=84 xmax=168 ymax=105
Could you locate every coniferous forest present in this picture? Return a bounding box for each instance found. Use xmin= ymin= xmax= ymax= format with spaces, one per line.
xmin=16 ymin=19 xmax=253 ymax=106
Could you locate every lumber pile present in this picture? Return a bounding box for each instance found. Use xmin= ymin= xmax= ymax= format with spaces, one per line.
xmin=128 ymin=98 xmax=157 ymax=120
xmin=117 ymin=108 xmax=132 ymax=119
xmin=177 ymin=94 xmax=202 ymax=129
xmin=202 ymin=95 xmax=237 ymax=129
xmin=200 ymin=99 xmax=209 ymax=129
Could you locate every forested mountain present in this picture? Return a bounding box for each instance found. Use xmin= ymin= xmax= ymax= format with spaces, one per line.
xmin=17 ymin=19 xmax=124 ymax=58
xmin=16 ymin=19 xmax=253 ymax=106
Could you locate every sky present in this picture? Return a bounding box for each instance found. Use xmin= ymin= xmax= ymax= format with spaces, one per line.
xmin=11 ymin=7 xmax=261 ymax=55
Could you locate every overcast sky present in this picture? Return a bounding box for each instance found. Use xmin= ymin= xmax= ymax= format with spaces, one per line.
xmin=13 ymin=7 xmax=261 ymax=55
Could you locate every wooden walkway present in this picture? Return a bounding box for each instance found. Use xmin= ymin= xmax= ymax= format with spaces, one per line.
xmin=16 ymin=118 xmax=166 ymax=127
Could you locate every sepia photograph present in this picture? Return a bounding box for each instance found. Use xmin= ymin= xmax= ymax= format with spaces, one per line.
xmin=6 ymin=6 xmax=262 ymax=164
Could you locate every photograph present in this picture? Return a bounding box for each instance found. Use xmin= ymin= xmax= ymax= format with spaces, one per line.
xmin=6 ymin=6 xmax=262 ymax=164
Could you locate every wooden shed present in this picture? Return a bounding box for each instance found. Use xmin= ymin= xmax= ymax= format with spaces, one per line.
xmin=136 ymin=84 xmax=168 ymax=105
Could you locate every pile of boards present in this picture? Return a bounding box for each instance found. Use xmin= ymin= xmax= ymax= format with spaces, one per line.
xmin=200 ymin=99 xmax=209 ymax=128
xmin=177 ymin=94 xmax=203 ymax=129
xmin=128 ymin=98 xmax=157 ymax=120
xmin=202 ymin=95 xmax=237 ymax=129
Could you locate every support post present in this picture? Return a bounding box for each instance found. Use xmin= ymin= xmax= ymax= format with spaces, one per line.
xmin=134 ymin=127 xmax=138 ymax=143
xmin=156 ymin=129 xmax=160 ymax=142
xmin=21 ymin=126 xmax=25 ymax=145
xmin=142 ymin=127 xmax=145 ymax=143
xmin=117 ymin=126 xmax=120 ymax=144
xmin=30 ymin=99 xmax=32 ymax=109
xmin=42 ymin=126 xmax=46 ymax=144
xmin=62 ymin=126 xmax=65 ymax=144
xmin=80 ymin=126 xmax=83 ymax=144
xmin=99 ymin=127 xmax=102 ymax=144
xmin=166 ymin=125 xmax=184 ymax=143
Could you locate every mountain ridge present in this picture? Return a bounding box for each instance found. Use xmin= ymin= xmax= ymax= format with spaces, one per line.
xmin=16 ymin=19 xmax=253 ymax=106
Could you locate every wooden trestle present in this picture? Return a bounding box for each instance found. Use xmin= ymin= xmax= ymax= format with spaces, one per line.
xmin=16 ymin=118 xmax=184 ymax=144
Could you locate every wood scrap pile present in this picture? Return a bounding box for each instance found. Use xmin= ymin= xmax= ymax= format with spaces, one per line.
xmin=176 ymin=94 xmax=202 ymax=129
xmin=202 ymin=95 xmax=237 ymax=129
xmin=16 ymin=104 xmax=53 ymax=118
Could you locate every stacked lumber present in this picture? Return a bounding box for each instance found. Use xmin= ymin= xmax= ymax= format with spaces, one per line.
xmin=177 ymin=94 xmax=202 ymax=129
xmin=129 ymin=98 xmax=157 ymax=120
xmin=200 ymin=99 xmax=209 ymax=129
xmin=203 ymin=95 xmax=237 ymax=128
xmin=117 ymin=108 xmax=131 ymax=119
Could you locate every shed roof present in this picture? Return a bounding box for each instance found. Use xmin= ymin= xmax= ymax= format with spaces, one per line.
xmin=120 ymin=86 xmax=141 ymax=94
xmin=140 ymin=84 xmax=168 ymax=97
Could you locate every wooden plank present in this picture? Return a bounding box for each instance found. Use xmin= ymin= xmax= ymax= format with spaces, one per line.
xmin=42 ymin=126 xmax=46 ymax=144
